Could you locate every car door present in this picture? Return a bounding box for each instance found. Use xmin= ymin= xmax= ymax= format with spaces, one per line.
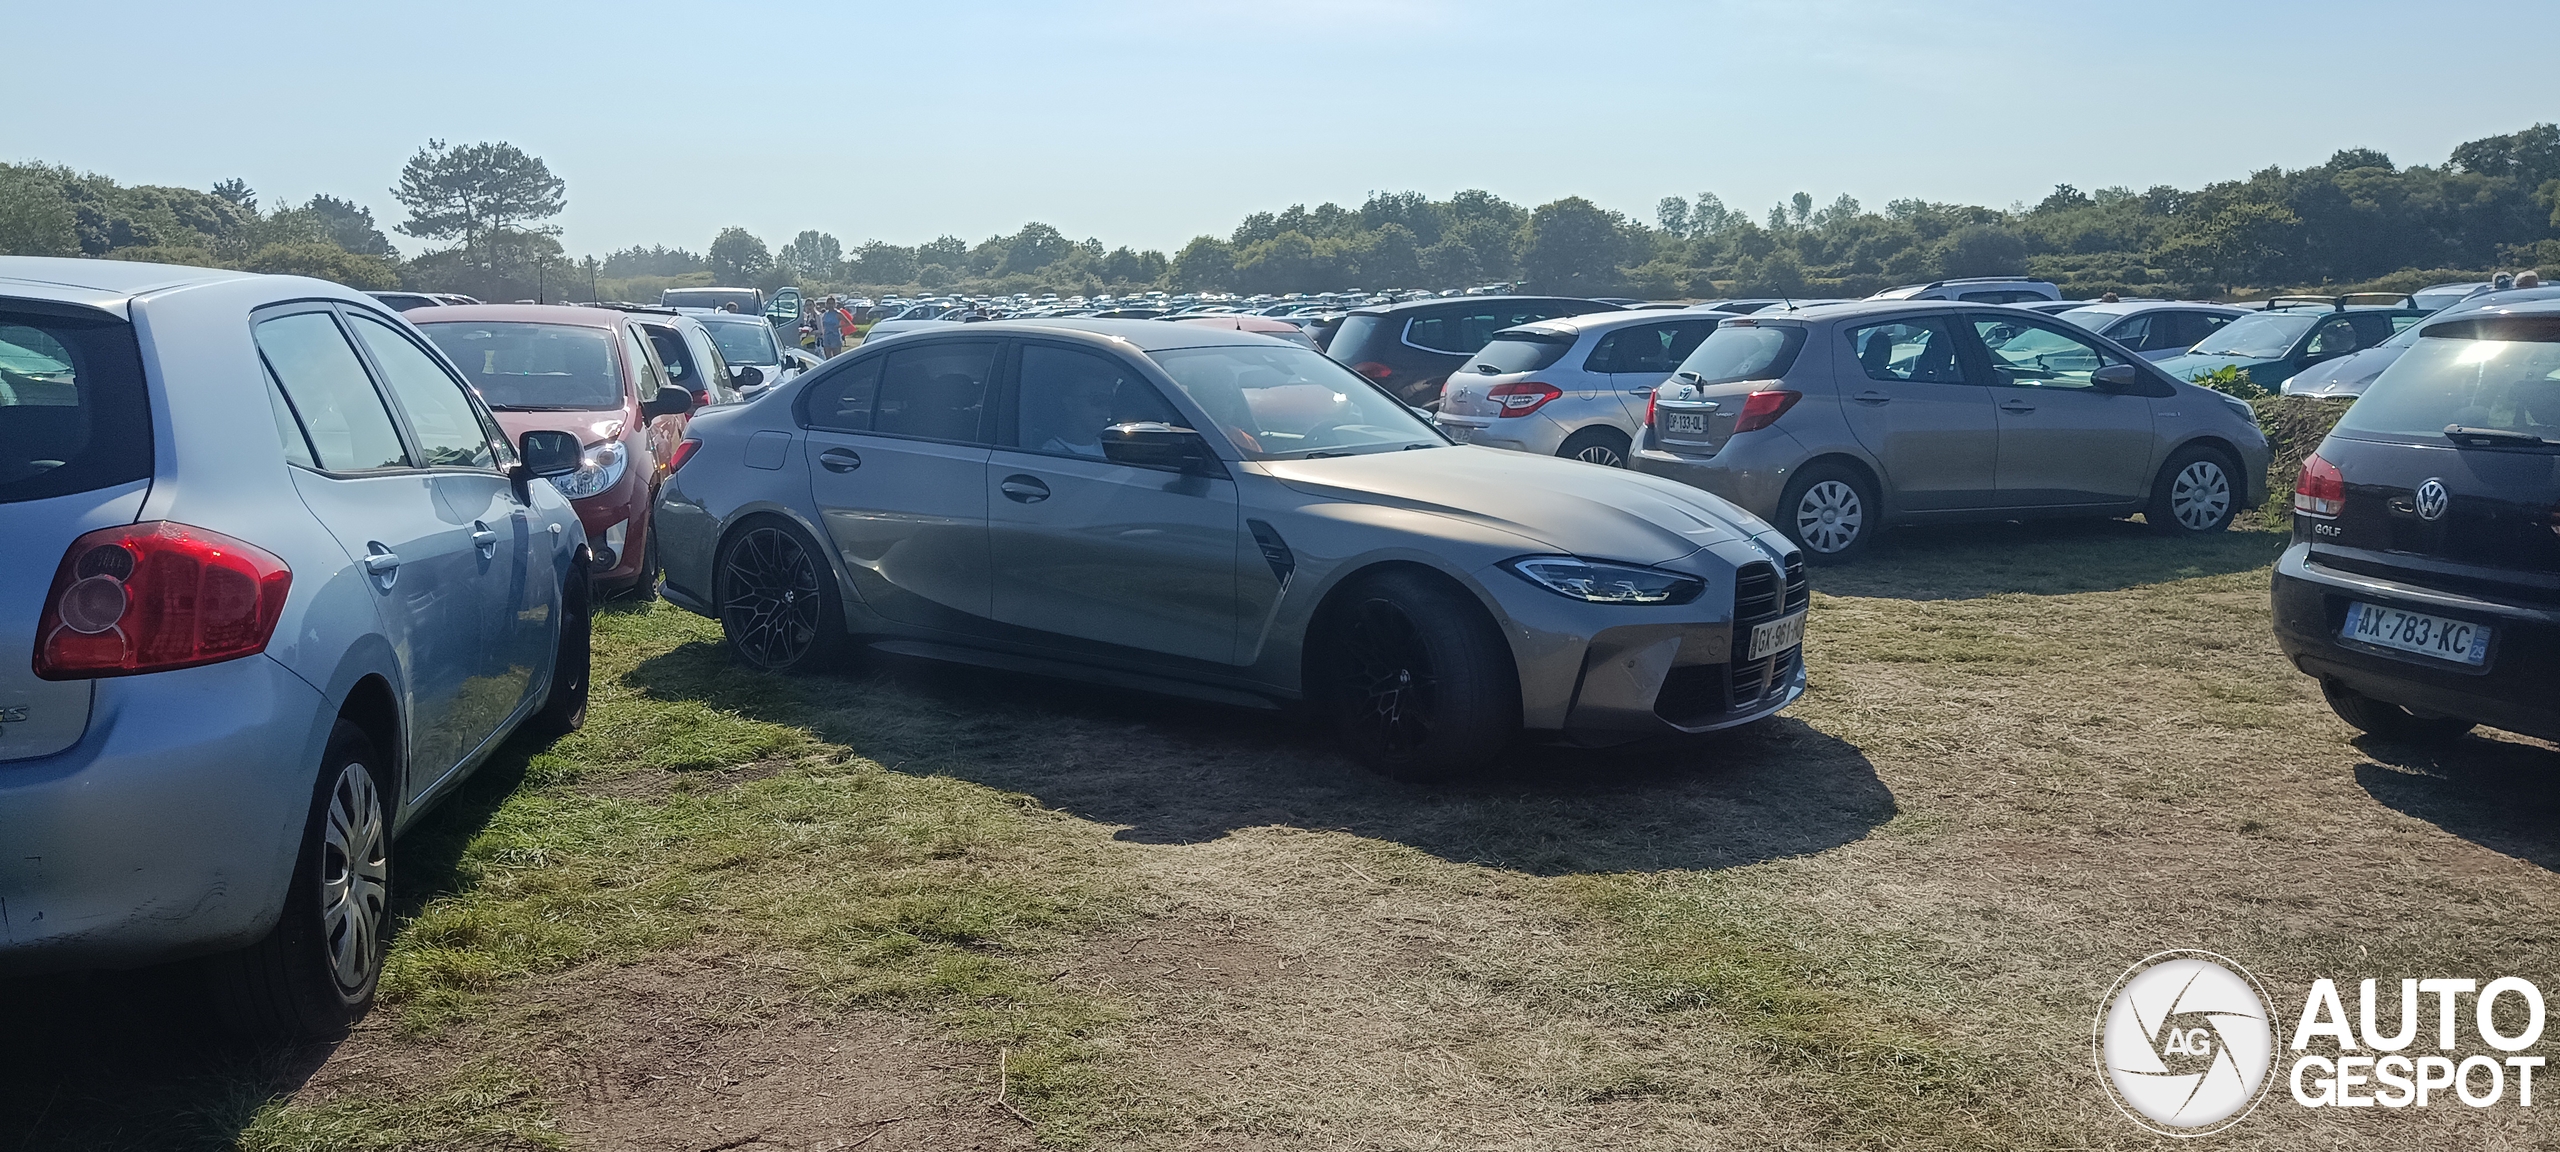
xmin=1961 ymin=313 xmax=2155 ymax=506
xmin=1837 ymin=316 xmax=1999 ymax=511
xmin=255 ymin=306 xmax=493 ymax=798
xmin=985 ymin=341 xmax=1241 ymax=664
xmin=1596 ymin=319 xmax=1713 ymax=422
xmin=799 ymin=340 xmax=997 ymax=630
xmin=344 ymin=309 xmax=548 ymax=766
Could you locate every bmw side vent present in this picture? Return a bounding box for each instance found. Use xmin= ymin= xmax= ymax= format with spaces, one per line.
xmin=1247 ymin=519 xmax=1295 ymax=585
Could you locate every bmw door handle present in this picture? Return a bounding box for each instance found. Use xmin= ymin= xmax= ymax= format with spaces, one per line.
xmin=1999 ymin=400 xmax=2037 ymax=414
xmin=1852 ymin=390 xmax=1893 ymax=405
xmin=1000 ymin=475 xmax=1050 ymax=504
xmin=818 ymin=447 xmax=861 ymax=473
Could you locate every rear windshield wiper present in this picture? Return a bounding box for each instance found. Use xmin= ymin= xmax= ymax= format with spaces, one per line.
xmin=2443 ymin=424 xmax=2555 ymax=447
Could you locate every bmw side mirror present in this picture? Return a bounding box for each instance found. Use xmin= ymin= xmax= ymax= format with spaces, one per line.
xmin=640 ymin=383 xmax=695 ymax=419
xmin=1102 ymin=422 xmax=1227 ymax=477
xmin=516 ymin=429 xmax=582 ymax=482
xmin=2092 ymin=364 xmax=2141 ymax=392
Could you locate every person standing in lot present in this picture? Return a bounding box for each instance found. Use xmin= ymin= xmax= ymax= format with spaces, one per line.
xmin=818 ymin=296 xmax=845 ymax=357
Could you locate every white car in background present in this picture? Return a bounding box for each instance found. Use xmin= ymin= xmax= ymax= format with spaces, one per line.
xmin=1432 ymin=311 xmax=1718 ymax=468
xmin=684 ymin=309 xmax=806 ymax=396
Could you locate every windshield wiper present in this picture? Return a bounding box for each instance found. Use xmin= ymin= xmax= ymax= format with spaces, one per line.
xmin=2443 ymin=424 xmax=2554 ymax=447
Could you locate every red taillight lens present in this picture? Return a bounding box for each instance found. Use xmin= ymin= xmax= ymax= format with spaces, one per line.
xmin=2294 ymin=452 xmax=2345 ymax=518
xmin=666 ymin=438 xmax=703 ymax=473
xmin=1730 ymin=389 xmax=1802 ymax=433
xmin=1352 ymin=361 xmax=1394 ymax=381
xmin=1645 ymin=392 xmax=1657 ymax=428
xmin=1487 ymin=381 xmax=1562 ymax=417
xmin=34 ymin=521 xmax=292 ymax=680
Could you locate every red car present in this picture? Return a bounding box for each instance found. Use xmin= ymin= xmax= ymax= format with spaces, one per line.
xmin=411 ymin=304 xmax=696 ymax=595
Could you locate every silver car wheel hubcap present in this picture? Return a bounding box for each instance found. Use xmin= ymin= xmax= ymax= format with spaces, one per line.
xmin=319 ymin=761 xmax=389 ymax=992
xmin=1796 ymin=480 xmax=1863 ymax=553
xmin=2170 ymin=461 xmax=2230 ymax=529
xmin=1572 ymin=444 xmax=1624 ymax=467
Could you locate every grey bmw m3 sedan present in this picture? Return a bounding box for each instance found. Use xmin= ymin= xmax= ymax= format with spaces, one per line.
xmin=651 ymin=320 xmax=1806 ymax=777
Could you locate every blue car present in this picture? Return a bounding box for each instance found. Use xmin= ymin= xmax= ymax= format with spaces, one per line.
xmin=0 ymin=257 xmax=590 ymax=1037
xmin=2154 ymin=294 xmax=2428 ymax=389
xmin=2285 ymin=284 xmax=2560 ymax=397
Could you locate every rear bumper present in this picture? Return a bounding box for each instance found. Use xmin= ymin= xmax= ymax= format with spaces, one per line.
xmin=2271 ymin=543 xmax=2560 ymax=741
xmin=1629 ymin=430 xmax=1804 ymax=521
xmin=1436 ymin=412 xmax=1571 ymax=457
xmin=0 ymin=654 xmax=331 ymax=974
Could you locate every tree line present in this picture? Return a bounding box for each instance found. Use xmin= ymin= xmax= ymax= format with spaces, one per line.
xmin=4 ymin=124 xmax=2557 ymax=301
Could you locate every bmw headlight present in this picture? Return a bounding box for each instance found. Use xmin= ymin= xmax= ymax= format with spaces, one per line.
xmin=1503 ymin=556 xmax=1703 ymax=605
xmin=552 ymin=439 xmax=627 ymax=499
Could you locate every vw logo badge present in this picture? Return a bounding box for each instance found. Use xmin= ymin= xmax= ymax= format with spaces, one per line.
xmin=2415 ymin=478 xmax=2450 ymax=521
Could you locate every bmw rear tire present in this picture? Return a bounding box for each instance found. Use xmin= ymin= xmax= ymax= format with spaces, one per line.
xmin=718 ymin=518 xmax=845 ymax=673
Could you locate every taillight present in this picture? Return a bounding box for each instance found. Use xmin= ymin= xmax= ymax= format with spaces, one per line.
xmin=666 ymin=438 xmax=703 ymax=473
xmin=1730 ymin=389 xmax=1802 ymax=433
xmin=1488 ymin=381 xmax=1562 ymax=417
xmin=33 ymin=521 xmax=292 ymax=680
xmin=2294 ymin=452 xmax=2344 ymax=518
xmin=1644 ymin=392 xmax=1657 ymax=427
xmin=1352 ymin=361 xmax=1394 ymax=382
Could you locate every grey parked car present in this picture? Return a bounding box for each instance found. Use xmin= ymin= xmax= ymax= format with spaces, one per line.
xmin=1632 ymin=302 xmax=2270 ymax=562
xmin=2051 ymin=301 xmax=2246 ymax=362
xmin=1435 ymin=310 xmax=1718 ymax=467
xmin=0 ymin=257 xmax=592 ymax=1037
xmin=653 ymin=320 xmax=1808 ymax=778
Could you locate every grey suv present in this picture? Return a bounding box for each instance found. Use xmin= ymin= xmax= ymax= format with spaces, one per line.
xmin=1632 ymin=302 xmax=2270 ymax=562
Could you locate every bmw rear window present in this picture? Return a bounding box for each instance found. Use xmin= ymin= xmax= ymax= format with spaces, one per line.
xmin=0 ymin=306 xmax=153 ymax=504
xmin=1460 ymin=333 xmax=1574 ymax=375
xmin=1672 ymin=322 xmax=1807 ymax=385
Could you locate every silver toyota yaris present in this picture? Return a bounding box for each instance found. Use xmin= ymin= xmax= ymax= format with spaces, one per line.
xmin=654 ymin=320 xmax=1807 ymax=777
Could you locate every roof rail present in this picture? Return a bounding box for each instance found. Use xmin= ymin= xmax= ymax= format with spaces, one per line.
xmin=2263 ymin=295 xmax=2345 ymax=311
xmin=1937 ymin=276 xmax=2056 ymax=285
xmin=576 ymin=301 xmax=682 ymax=316
xmin=2336 ymin=292 xmax=2417 ymax=308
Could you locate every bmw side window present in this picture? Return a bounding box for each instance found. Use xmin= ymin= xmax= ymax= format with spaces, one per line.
xmin=1011 ymin=345 xmax=1178 ymax=459
xmin=254 ymin=310 xmax=411 ymax=471
xmin=345 ymin=312 xmax=496 ymax=469
xmin=1848 ymin=318 xmax=1967 ymax=384
xmin=875 ymin=342 xmax=996 ymax=442
xmin=1968 ymin=316 xmax=2117 ymax=388
xmin=800 ymin=355 xmax=882 ymax=431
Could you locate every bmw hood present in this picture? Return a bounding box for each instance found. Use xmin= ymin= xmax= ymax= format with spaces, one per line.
xmin=1258 ymin=445 xmax=1765 ymax=564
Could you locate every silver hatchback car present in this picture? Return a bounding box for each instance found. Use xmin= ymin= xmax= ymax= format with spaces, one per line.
xmin=0 ymin=257 xmax=591 ymax=1037
xmin=1632 ymin=301 xmax=2271 ymax=562
xmin=653 ymin=320 xmax=1808 ymax=778
xmin=1433 ymin=310 xmax=1717 ymax=468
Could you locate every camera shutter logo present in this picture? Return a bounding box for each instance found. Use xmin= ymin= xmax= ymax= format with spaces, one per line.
xmin=2094 ymin=951 xmax=2277 ymax=1136
xmin=2415 ymin=478 xmax=2449 ymax=521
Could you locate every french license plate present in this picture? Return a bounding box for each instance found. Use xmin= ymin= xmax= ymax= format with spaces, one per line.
xmin=1747 ymin=611 xmax=1807 ymax=660
xmin=2342 ymin=601 xmax=2489 ymax=666
xmin=1665 ymin=410 xmax=1710 ymax=435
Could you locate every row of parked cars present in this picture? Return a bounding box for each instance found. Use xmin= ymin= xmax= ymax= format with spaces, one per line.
xmin=1 ymin=253 xmax=2549 ymax=1047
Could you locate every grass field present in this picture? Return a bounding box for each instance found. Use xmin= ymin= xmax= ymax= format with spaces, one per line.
xmin=6 ymin=518 xmax=2555 ymax=1150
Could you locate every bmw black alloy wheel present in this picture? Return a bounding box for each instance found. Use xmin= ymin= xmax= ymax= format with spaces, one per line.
xmin=722 ymin=526 xmax=824 ymax=668
xmin=1339 ymin=596 xmax=1439 ymax=755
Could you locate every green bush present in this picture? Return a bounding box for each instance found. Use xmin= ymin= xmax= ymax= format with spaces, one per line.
xmin=2187 ymin=363 xmax=2267 ymax=400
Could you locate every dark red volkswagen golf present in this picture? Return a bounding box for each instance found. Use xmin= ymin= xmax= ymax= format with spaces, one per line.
xmin=2272 ymin=301 xmax=2560 ymax=744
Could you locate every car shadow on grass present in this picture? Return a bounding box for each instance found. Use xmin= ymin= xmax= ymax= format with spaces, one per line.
xmin=0 ymin=731 xmax=559 ymax=1152
xmin=1811 ymin=518 xmax=2287 ymax=601
xmin=626 ymin=642 xmax=1898 ymax=877
xmin=2353 ymin=732 xmax=2560 ymax=873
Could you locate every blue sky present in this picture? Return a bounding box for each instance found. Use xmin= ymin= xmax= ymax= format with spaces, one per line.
xmin=7 ymin=1 xmax=2551 ymax=258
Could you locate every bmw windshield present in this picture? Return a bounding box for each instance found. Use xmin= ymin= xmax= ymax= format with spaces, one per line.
xmin=1148 ymin=344 xmax=1445 ymax=460
xmin=2189 ymin=312 xmax=2317 ymax=359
